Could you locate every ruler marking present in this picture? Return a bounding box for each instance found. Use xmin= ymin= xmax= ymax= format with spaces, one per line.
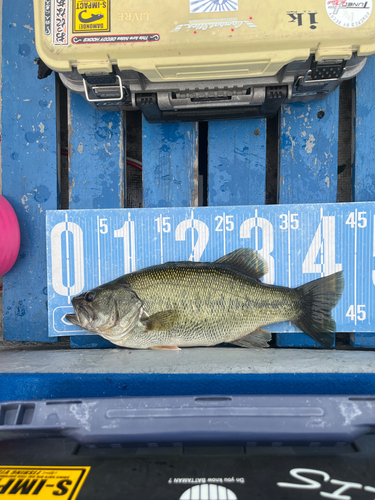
xmin=64 ymin=213 xmax=71 ymax=303
xmin=223 ymin=211 xmax=226 ymax=256
xmin=96 ymin=215 xmax=101 ymax=286
xmin=288 ymin=210 xmax=291 ymax=289
xmin=354 ymin=208 xmax=358 ymax=327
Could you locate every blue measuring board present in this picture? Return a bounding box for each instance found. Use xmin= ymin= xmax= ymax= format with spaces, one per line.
xmin=46 ymin=202 xmax=375 ymax=340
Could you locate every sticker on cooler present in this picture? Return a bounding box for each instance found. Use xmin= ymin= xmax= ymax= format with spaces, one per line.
xmin=190 ymin=0 xmax=238 ymax=14
xmin=326 ymin=0 xmax=372 ymax=28
xmin=73 ymin=0 xmax=110 ymax=33
xmin=54 ymin=0 xmax=68 ymax=45
xmin=173 ymin=20 xmax=257 ymax=32
xmin=71 ymin=34 xmax=160 ymax=44
xmin=45 ymin=0 xmax=52 ymax=35
xmin=180 ymin=484 xmax=237 ymax=499
xmin=0 ymin=467 xmax=90 ymax=500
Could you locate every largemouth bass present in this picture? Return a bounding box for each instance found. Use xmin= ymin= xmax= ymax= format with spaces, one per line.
xmin=66 ymin=248 xmax=344 ymax=349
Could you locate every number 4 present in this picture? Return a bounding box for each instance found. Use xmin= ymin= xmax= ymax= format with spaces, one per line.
xmin=302 ymin=215 xmax=342 ymax=276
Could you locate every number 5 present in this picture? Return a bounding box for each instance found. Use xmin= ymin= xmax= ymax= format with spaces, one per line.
xmin=99 ymin=218 xmax=108 ymax=234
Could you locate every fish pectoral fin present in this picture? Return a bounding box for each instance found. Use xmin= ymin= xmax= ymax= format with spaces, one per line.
xmin=141 ymin=310 xmax=180 ymax=332
xmin=214 ymin=248 xmax=268 ymax=280
xmin=230 ymin=328 xmax=272 ymax=348
xmin=150 ymin=345 xmax=181 ymax=350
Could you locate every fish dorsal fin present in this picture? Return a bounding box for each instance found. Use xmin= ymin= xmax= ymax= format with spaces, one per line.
xmin=141 ymin=310 xmax=180 ymax=332
xmin=214 ymin=248 xmax=268 ymax=280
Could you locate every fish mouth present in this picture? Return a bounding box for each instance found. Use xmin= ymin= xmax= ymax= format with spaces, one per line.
xmin=65 ymin=300 xmax=94 ymax=328
xmin=65 ymin=313 xmax=80 ymax=326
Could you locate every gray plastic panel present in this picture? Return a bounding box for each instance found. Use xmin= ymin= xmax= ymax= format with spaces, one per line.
xmin=0 ymin=396 xmax=374 ymax=447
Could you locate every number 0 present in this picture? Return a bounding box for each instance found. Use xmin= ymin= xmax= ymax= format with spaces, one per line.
xmin=51 ymin=221 xmax=84 ymax=297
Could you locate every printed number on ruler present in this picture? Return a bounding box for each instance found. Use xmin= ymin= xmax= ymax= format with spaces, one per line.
xmin=156 ymin=212 xmax=210 ymax=262
xmin=50 ymin=217 xmax=85 ymax=302
xmin=240 ymin=209 xmax=275 ymax=284
xmin=47 ymin=203 xmax=375 ymax=335
xmin=215 ymin=212 xmax=234 ymax=258
xmin=345 ymin=209 xmax=368 ymax=326
xmin=155 ymin=214 xmax=171 ymax=264
xmin=175 ymin=213 xmax=209 ymax=262
xmin=50 ymin=208 xmax=346 ymax=300
xmin=302 ymin=209 xmax=342 ymax=276
xmin=50 ymin=214 xmax=136 ymax=303
xmin=114 ymin=214 xmax=136 ymax=274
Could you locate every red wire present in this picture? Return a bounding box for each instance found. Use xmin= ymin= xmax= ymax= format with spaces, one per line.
xmin=126 ymin=159 xmax=142 ymax=171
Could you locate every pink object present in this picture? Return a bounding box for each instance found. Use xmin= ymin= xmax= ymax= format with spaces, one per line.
xmin=0 ymin=195 xmax=20 ymax=276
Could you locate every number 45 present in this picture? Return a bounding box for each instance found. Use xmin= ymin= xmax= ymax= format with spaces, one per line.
xmin=346 ymin=305 xmax=366 ymax=321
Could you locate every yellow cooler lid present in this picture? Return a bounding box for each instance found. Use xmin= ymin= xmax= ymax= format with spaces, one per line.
xmin=34 ymin=0 xmax=375 ymax=82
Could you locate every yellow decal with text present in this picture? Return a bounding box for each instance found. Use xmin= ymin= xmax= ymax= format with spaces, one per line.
xmin=73 ymin=1 xmax=110 ymax=33
xmin=0 ymin=467 xmax=90 ymax=499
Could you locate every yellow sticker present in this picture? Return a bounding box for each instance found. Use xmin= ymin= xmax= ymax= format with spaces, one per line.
xmin=0 ymin=467 xmax=90 ymax=499
xmin=73 ymin=1 xmax=110 ymax=33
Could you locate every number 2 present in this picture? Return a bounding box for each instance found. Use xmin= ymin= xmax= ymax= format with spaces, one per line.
xmin=175 ymin=218 xmax=209 ymax=262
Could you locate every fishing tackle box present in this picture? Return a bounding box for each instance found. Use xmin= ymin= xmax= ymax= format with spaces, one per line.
xmin=34 ymin=0 xmax=375 ymax=122
xmin=0 ymin=396 xmax=375 ymax=500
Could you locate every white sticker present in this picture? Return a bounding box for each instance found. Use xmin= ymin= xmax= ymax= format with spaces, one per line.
xmin=174 ymin=19 xmax=257 ymax=32
xmin=45 ymin=0 xmax=52 ymax=35
xmin=326 ymin=0 xmax=372 ymax=28
xmin=190 ymin=0 xmax=238 ymax=14
xmin=180 ymin=484 xmax=237 ymax=499
xmin=53 ymin=0 xmax=69 ymax=45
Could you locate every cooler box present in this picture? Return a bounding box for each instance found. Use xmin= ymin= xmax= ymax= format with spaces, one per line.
xmin=34 ymin=0 xmax=375 ymax=122
xmin=0 ymin=395 xmax=375 ymax=500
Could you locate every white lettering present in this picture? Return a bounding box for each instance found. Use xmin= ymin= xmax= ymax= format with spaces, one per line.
xmin=277 ymin=468 xmax=330 ymax=490
xmin=320 ymin=479 xmax=363 ymax=500
xmin=277 ymin=468 xmax=375 ymax=500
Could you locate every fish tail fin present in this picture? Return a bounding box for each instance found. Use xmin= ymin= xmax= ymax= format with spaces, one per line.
xmin=294 ymin=271 xmax=344 ymax=347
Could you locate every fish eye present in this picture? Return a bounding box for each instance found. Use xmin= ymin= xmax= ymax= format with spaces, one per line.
xmin=85 ymin=292 xmax=95 ymax=302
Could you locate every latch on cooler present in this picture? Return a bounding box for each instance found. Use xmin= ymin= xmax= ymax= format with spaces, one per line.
xmin=294 ymin=58 xmax=346 ymax=96
xmin=82 ymin=74 xmax=127 ymax=104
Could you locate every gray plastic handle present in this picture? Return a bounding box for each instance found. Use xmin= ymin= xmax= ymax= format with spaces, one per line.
xmin=0 ymin=395 xmax=374 ymax=447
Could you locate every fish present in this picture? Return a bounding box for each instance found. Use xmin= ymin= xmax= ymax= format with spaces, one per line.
xmin=65 ymin=248 xmax=344 ymax=350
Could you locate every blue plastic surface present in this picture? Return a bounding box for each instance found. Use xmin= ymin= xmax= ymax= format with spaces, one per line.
xmin=0 ymin=375 xmax=375 ymax=401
